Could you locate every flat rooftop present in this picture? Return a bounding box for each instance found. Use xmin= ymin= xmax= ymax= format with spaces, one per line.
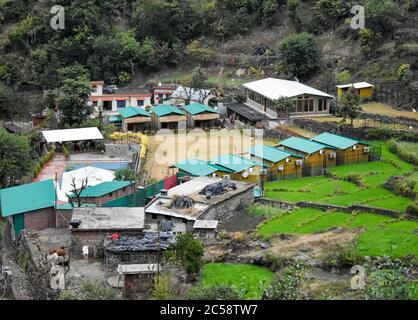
xmin=71 ymin=207 xmax=145 ymax=231
xmin=146 ymin=177 xmax=254 ymax=220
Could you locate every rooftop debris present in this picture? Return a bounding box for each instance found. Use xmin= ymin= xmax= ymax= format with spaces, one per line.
xmin=104 ymin=232 xmax=177 ymax=253
xmin=199 ymin=180 xmax=237 ymax=197
xmin=170 ymin=195 xmax=194 ymax=209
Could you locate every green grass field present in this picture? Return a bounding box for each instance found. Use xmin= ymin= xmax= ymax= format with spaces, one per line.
xmin=264 ymin=142 xmax=416 ymax=212
xmin=201 ymin=263 xmax=273 ymax=299
xmin=257 ymin=208 xmax=418 ymax=258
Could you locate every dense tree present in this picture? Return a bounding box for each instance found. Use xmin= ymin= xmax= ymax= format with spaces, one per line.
xmin=0 ymin=128 xmax=33 ymax=187
xmin=181 ymin=67 xmax=211 ymax=105
xmin=170 ymin=233 xmax=204 ymax=276
xmin=277 ymin=32 xmax=322 ymax=80
xmin=338 ymin=88 xmax=362 ymax=126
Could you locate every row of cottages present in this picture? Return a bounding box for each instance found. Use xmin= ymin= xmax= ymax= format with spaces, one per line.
xmin=172 ymin=155 xmax=267 ymax=184
xmin=336 ymin=82 xmax=374 ymax=100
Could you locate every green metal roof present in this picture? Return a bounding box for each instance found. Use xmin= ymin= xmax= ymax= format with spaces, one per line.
xmin=311 ymin=133 xmax=365 ymax=150
xmin=0 ymin=179 xmax=56 ymax=217
xmin=172 ymin=159 xmax=232 ymax=176
xmin=279 ymin=137 xmax=332 ymax=154
xmin=118 ymin=106 xmax=151 ymax=119
xmin=211 ymin=154 xmax=266 ymax=173
xmin=250 ymin=145 xmax=303 ymax=163
xmin=108 ymin=115 xmax=122 ymax=123
xmin=183 ymin=103 xmax=218 ymax=115
xmin=151 ymin=105 xmax=185 ymax=117
xmin=71 ymin=181 xmax=132 ymax=198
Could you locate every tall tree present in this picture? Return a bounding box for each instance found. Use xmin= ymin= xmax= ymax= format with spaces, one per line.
xmin=0 ymin=128 xmax=33 ymax=188
xmin=338 ymin=88 xmax=362 ymax=126
xmin=180 ymin=67 xmax=211 ymax=105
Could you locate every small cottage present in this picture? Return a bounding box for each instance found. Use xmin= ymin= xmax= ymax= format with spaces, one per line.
xmin=336 ymin=82 xmax=374 ymax=100
xmin=183 ymin=103 xmax=220 ymax=128
xmin=118 ymin=107 xmax=151 ymax=132
xmin=193 ymin=220 xmax=218 ymax=240
xmin=171 ymin=158 xmax=233 ymax=178
xmin=151 ymin=105 xmax=187 ymax=130
xmin=311 ymin=133 xmax=370 ymax=165
xmin=249 ymin=145 xmax=304 ymax=180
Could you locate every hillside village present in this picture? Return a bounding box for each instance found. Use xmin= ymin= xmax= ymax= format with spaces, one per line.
xmin=0 ymin=0 xmax=417 ymax=301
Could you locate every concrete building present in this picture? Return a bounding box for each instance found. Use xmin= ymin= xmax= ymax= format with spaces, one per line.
xmin=193 ymin=220 xmax=219 ymax=240
xmin=69 ymin=181 xmax=135 ymax=206
xmin=70 ymin=207 xmax=146 ymax=259
xmin=145 ymin=177 xmax=255 ymax=233
xmin=151 ymin=83 xmax=177 ymax=104
xmin=89 ymin=81 xmax=152 ymax=115
xmin=241 ymin=78 xmax=334 ymax=120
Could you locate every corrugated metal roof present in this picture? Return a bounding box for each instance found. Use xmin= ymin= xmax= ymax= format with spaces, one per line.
xmin=211 ymin=154 xmax=266 ymax=173
xmin=279 ymin=137 xmax=332 ymax=154
xmin=118 ymin=106 xmax=151 ymax=119
xmin=311 ymin=133 xmax=361 ymax=150
xmin=0 ymin=179 xmax=56 ymax=217
xmin=173 ymin=159 xmax=232 ymax=177
xmin=108 ymin=115 xmax=122 ymax=122
xmin=151 ymin=105 xmax=185 ymax=117
xmin=250 ymin=145 xmax=302 ymax=163
xmin=71 ymin=181 xmax=132 ymax=198
xmin=183 ymin=103 xmax=218 ymax=115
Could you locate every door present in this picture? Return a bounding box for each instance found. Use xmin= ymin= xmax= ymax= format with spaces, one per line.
xmin=13 ymin=214 xmax=25 ymax=237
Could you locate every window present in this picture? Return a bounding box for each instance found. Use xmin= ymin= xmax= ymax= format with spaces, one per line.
xmin=138 ymin=100 xmax=144 ymax=107
xmin=318 ymin=99 xmax=324 ymax=111
xmin=297 ymin=100 xmax=303 ymax=112
xmin=309 ymin=100 xmax=314 ymax=112
xmin=304 ymin=100 xmax=309 ymax=112
xmin=152 ymin=214 xmax=157 ymax=220
xmin=122 ymin=187 xmax=126 ymax=192
xmin=92 ymin=86 xmax=97 ymax=93
xmin=109 ymin=192 xmax=113 ymax=197
xmin=117 ymin=100 xmax=126 ymax=109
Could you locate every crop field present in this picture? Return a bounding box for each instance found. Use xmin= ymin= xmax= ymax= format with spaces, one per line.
xmin=265 ymin=142 xmax=417 ymax=212
xmin=201 ymin=263 xmax=273 ymax=299
xmin=257 ymin=208 xmax=418 ymax=258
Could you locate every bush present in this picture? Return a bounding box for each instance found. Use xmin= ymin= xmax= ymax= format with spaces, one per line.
xmin=184 ymin=285 xmax=244 ymax=300
xmin=171 ymin=233 xmax=204 ymax=276
xmin=406 ymin=201 xmax=418 ymax=217
xmin=150 ymin=273 xmax=177 ymax=300
xmin=80 ymin=281 xmax=116 ymax=300
xmin=277 ymin=32 xmax=321 ymax=80
xmin=185 ymin=40 xmax=216 ymax=65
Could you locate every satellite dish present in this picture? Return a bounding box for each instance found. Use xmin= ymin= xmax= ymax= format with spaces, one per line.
xmin=242 ymin=171 xmax=249 ymax=178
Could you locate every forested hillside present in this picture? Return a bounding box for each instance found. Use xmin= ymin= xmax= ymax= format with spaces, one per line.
xmin=0 ymin=0 xmax=417 ymax=118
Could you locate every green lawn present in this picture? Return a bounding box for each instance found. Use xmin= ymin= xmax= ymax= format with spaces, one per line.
xmin=257 ymin=208 xmax=418 ymax=258
xmin=201 ymin=263 xmax=273 ymax=299
xmin=264 ymin=142 xmax=416 ymax=212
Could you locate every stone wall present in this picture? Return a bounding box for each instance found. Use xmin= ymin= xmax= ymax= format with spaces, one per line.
xmin=256 ymin=198 xmax=401 ymax=218
xmin=201 ymin=186 xmax=255 ymax=221
xmin=104 ymin=250 xmax=160 ymax=271
xmin=24 ymin=207 xmax=55 ymax=230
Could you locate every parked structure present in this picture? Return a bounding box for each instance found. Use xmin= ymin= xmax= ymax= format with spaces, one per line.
xmin=151 ymin=105 xmax=187 ymax=130
xmin=249 ymin=145 xmax=304 ymax=180
xmin=277 ymin=137 xmax=337 ymax=176
xmin=242 ymin=78 xmax=334 ymax=119
xmin=89 ymin=81 xmax=152 ymax=114
xmin=183 ymin=103 xmax=220 ymax=128
xmin=69 ymin=207 xmax=146 ymax=258
xmin=311 ymin=133 xmax=370 ymax=165
xmin=210 ymin=154 xmax=267 ymax=184
xmin=118 ymin=107 xmax=152 ymax=132
xmin=69 ymin=181 xmax=135 ymax=206
xmin=336 ymin=82 xmax=374 ymax=100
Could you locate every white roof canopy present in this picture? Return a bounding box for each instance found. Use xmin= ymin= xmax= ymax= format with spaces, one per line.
xmin=243 ymin=78 xmax=334 ymax=100
xmin=336 ymin=82 xmax=374 ymax=89
xmin=42 ymin=127 xmax=104 ymax=143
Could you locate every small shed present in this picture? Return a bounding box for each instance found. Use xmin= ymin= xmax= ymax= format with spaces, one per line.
xmin=336 ymin=82 xmax=374 ymax=100
xmin=118 ymin=106 xmax=151 ymax=132
xmin=311 ymin=133 xmax=370 ymax=165
xmin=150 ymin=105 xmax=187 ymax=130
xmin=183 ymin=103 xmax=220 ymax=128
xmin=193 ymin=220 xmax=218 ymax=239
xmin=117 ymin=264 xmax=160 ymax=298
xmin=42 ymin=127 xmax=104 ymax=143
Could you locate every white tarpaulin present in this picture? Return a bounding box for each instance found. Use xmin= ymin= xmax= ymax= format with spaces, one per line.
xmin=42 ymin=127 xmax=104 ymax=143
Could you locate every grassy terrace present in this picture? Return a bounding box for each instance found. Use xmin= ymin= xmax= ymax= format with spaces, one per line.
xmin=265 ymin=142 xmax=417 ymax=212
xmin=257 ymin=208 xmax=418 ymax=258
xmin=201 ymin=263 xmax=273 ymax=299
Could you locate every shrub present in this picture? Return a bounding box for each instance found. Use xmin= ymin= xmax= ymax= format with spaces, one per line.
xmin=264 ymin=251 xmax=286 ymax=271
xmin=185 ymin=40 xmax=216 ymax=65
xmin=184 ymin=285 xmax=244 ymax=300
xmin=80 ymin=281 xmax=116 ymax=300
xmin=406 ymin=201 xmax=418 ymax=217
xmin=150 ymin=273 xmax=177 ymax=300
xmin=171 ymin=233 xmax=204 ymax=276
xmin=324 ymin=246 xmax=365 ymax=269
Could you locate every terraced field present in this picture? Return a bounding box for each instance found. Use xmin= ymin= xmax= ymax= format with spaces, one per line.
xmin=265 ymin=143 xmax=417 ymax=212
